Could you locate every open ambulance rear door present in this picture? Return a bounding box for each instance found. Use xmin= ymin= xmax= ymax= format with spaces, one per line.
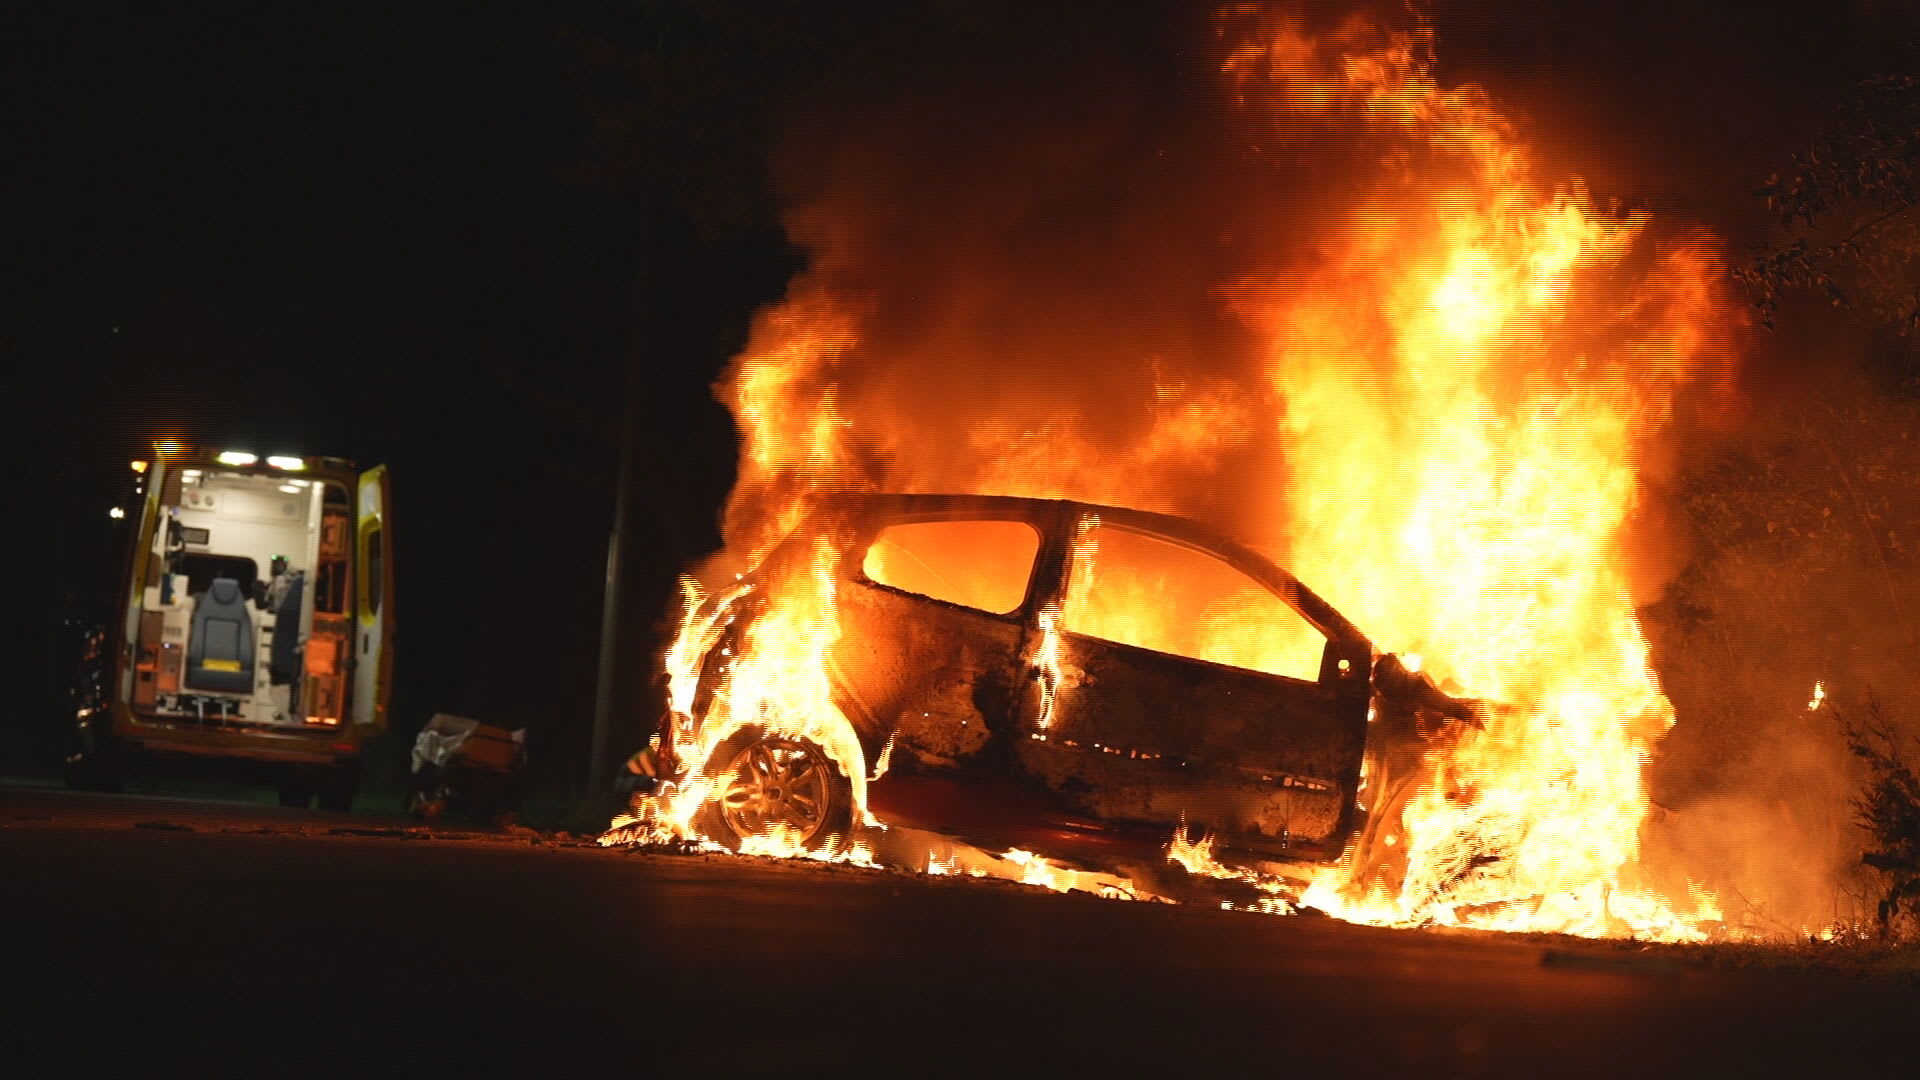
xmin=352 ymin=464 xmax=394 ymax=736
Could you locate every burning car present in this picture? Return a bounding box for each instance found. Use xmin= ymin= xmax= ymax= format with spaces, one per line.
xmin=637 ymin=493 xmax=1472 ymax=889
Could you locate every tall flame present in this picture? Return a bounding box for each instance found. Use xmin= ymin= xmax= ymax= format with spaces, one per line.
xmin=617 ymin=300 xmax=877 ymax=854
xmin=616 ymin=7 xmax=1747 ymax=939
xmin=1223 ymin=12 xmax=1738 ymax=936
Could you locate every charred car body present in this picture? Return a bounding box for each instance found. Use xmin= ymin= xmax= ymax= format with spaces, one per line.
xmin=652 ymin=494 xmax=1469 ymax=885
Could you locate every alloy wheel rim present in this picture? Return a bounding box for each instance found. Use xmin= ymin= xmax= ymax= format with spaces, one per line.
xmin=718 ymin=738 xmax=831 ymax=844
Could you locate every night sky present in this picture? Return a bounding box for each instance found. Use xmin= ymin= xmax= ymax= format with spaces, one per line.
xmin=7 ymin=1 xmax=1907 ymax=799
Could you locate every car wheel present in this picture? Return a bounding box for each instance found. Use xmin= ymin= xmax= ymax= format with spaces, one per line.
xmin=699 ymin=728 xmax=853 ymax=855
xmin=316 ymin=767 xmax=358 ymax=812
xmin=1344 ymin=759 xmax=1423 ymax=896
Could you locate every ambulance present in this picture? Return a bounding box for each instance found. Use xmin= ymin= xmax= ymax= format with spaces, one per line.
xmin=69 ymin=447 xmax=393 ymax=809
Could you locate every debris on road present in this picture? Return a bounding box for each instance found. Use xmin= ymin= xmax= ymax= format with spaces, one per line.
xmin=407 ymin=713 xmax=527 ymax=825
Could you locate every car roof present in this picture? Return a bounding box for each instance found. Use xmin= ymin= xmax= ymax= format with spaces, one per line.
xmin=823 ymin=492 xmax=1246 ymax=547
xmin=814 ymin=492 xmax=1368 ymax=644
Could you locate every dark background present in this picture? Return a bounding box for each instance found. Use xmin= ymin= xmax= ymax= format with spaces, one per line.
xmin=4 ymin=1 xmax=1907 ymax=810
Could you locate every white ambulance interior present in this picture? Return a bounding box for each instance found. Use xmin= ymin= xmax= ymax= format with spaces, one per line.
xmin=132 ymin=467 xmax=353 ymax=728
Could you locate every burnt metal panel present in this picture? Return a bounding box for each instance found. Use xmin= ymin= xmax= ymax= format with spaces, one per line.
xmin=1019 ymin=632 xmax=1367 ymax=857
xmin=829 ymin=580 xmax=1028 ymax=770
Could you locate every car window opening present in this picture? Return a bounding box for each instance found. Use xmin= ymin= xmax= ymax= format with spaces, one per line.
xmin=1063 ymin=524 xmax=1326 ymax=682
xmin=862 ymin=519 xmax=1040 ymax=616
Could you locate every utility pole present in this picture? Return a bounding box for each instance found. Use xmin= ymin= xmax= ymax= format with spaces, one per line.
xmin=588 ymin=352 xmax=640 ymax=797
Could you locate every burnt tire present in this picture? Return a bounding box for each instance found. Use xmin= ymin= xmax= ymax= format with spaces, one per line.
xmin=696 ymin=726 xmax=854 ymax=856
xmin=1343 ymin=760 xmax=1423 ymax=897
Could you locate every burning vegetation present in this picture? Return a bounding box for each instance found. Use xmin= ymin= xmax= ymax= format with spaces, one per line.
xmin=598 ymin=6 xmax=1882 ymax=943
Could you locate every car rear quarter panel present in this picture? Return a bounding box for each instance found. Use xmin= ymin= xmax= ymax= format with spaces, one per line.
xmin=828 ymin=579 xmax=1028 ymax=769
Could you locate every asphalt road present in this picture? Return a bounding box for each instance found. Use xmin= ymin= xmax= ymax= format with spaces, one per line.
xmin=2 ymin=786 xmax=1911 ymax=1077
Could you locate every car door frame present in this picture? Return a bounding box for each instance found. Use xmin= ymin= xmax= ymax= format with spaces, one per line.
xmin=826 ymin=497 xmax=1069 ymax=769
xmin=1019 ymin=504 xmax=1375 ymax=860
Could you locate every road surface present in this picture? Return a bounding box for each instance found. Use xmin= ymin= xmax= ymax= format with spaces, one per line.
xmin=2 ymin=785 xmax=1911 ymax=1076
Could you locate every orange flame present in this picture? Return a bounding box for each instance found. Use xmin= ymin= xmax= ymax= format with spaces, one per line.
xmin=612 ymin=7 xmax=1749 ymax=940
xmin=1223 ymin=11 xmax=1737 ymax=937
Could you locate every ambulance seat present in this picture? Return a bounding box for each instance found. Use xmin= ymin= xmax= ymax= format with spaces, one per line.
xmin=186 ymin=577 xmax=255 ymax=693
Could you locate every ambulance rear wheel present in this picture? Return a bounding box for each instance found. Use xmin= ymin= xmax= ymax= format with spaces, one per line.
xmin=316 ymin=766 xmax=359 ymax=812
xmin=64 ymin=724 xmax=124 ymax=793
xmin=63 ymin=752 xmax=124 ymax=793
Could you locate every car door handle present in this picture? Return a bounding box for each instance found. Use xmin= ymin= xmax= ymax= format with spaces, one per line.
xmin=1032 ymin=663 xmax=1091 ymax=690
